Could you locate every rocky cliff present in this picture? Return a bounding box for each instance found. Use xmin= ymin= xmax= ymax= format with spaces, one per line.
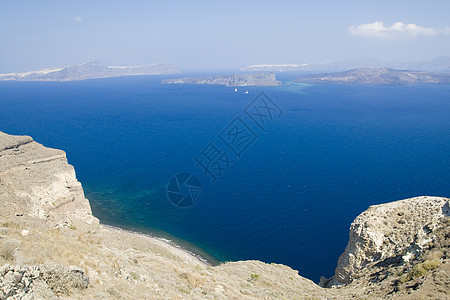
xmin=0 ymin=131 xmax=448 ymax=299
xmin=0 ymin=132 xmax=98 ymax=229
xmin=330 ymin=196 xmax=449 ymax=286
xmin=320 ymin=196 xmax=449 ymax=299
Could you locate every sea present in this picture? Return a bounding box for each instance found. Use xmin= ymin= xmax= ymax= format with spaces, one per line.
xmin=0 ymin=74 xmax=449 ymax=282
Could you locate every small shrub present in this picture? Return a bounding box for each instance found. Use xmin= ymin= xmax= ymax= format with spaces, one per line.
xmin=130 ymin=272 xmax=139 ymax=281
xmin=187 ymin=273 xmax=207 ymax=287
xmin=249 ymin=273 xmax=260 ymax=281
xmin=1 ymin=221 xmax=16 ymax=228
xmin=410 ymin=265 xmax=427 ymax=278
xmin=400 ymin=259 xmax=439 ymax=283
xmin=0 ymin=239 xmax=20 ymax=261
xmin=399 ymin=274 xmax=410 ymax=283
xmin=422 ymin=259 xmax=439 ymax=271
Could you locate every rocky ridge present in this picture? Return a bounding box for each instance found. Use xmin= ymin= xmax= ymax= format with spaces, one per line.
xmin=0 ymin=131 xmax=448 ymax=299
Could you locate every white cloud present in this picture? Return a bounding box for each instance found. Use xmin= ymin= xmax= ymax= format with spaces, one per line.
xmin=349 ymin=21 xmax=438 ymax=38
xmin=73 ymin=16 xmax=82 ymax=23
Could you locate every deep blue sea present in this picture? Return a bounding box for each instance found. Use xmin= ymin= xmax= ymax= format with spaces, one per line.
xmin=1 ymin=76 xmax=449 ymax=282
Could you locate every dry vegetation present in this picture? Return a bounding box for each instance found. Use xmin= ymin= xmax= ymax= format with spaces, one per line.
xmin=0 ymin=216 xmax=345 ymax=299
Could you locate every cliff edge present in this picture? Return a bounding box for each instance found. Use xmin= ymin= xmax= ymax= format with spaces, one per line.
xmin=322 ymin=196 xmax=449 ymax=299
xmin=0 ymin=132 xmax=98 ymax=229
xmin=0 ymin=131 xmax=448 ymax=299
xmin=330 ymin=196 xmax=449 ymax=286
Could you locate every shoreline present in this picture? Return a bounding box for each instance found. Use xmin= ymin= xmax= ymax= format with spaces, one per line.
xmin=100 ymin=223 xmax=219 ymax=267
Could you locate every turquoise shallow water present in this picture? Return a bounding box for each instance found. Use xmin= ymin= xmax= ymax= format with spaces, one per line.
xmin=1 ymin=76 xmax=449 ymax=281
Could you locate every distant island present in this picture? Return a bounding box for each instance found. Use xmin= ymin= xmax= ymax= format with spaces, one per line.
xmin=0 ymin=61 xmax=180 ymax=81
xmin=294 ymin=68 xmax=450 ymax=85
xmin=161 ymin=72 xmax=281 ymax=87
xmin=241 ymin=57 xmax=450 ymax=73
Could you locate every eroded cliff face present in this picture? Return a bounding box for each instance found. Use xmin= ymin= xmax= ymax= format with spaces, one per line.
xmin=0 ymin=132 xmax=98 ymax=229
xmin=329 ymin=196 xmax=449 ymax=286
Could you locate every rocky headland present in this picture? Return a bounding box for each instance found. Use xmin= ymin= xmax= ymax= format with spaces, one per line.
xmin=0 ymin=131 xmax=448 ymax=299
xmin=161 ymin=73 xmax=281 ymax=87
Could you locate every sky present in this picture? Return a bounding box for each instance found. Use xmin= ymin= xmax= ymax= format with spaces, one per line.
xmin=0 ymin=0 xmax=449 ymax=72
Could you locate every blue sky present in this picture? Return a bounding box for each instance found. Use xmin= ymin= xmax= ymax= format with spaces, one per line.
xmin=1 ymin=0 xmax=449 ymax=72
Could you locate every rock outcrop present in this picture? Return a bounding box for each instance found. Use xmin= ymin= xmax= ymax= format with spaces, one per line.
xmin=0 ymin=132 xmax=98 ymax=229
xmin=0 ymin=265 xmax=89 ymax=299
xmin=330 ymin=196 xmax=449 ymax=286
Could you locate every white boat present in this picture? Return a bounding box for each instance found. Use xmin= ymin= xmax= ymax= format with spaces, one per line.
xmin=245 ymin=90 xmax=249 ymax=94
xmin=234 ymin=88 xmax=238 ymax=92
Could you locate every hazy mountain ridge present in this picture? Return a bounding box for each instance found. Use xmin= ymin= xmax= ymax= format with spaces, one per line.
xmin=0 ymin=61 xmax=181 ymax=81
xmin=294 ymin=68 xmax=450 ymax=85
xmin=241 ymin=57 xmax=450 ymax=73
